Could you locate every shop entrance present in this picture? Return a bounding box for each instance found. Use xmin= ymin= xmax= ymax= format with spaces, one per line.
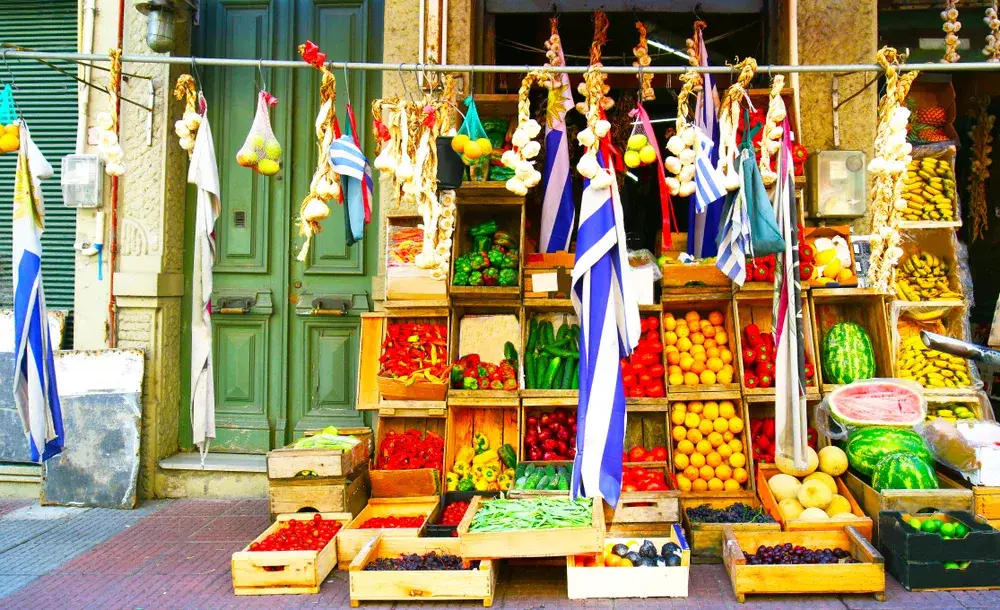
xmin=180 ymin=0 xmax=384 ymax=453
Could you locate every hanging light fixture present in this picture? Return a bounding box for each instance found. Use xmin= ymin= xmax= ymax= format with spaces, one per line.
xmin=135 ymin=0 xmax=188 ymax=53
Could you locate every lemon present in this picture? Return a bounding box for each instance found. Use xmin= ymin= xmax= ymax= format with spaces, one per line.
xmin=624 ymin=150 xmax=641 ymax=169
xmin=257 ymin=159 xmax=280 ymax=176
xmin=451 ymin=134 xmax=470 ymax=154
xmin=237 ymin=150 xmax=258 ymax=167
xmin=475 ymin=137 xmax=493 ymax=156
xmin=463 ymin=140 xmax=483 ymax=160
xmin=264 ymin=140 xmax=282 ymax=161
xmin=250 ymin=134 xmax=266 ymax=149
xmin=5 ymin=123 xmax=18 ymax=135
xmin=0 ymin=133 xmax=19 ymax=153
xmin=814 ymin=248 xmax=838 ymax=266
xmin=627 ymin=133 xmax=648 ymax=151
xmin=639 ymin=145 xmax=657 ymax=165
xmin=823 ymin=256 xmax=842 ymax=279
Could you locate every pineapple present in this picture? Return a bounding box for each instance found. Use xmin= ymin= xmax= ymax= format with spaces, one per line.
xmin=914 ymin=105 xmax=947 ymax=127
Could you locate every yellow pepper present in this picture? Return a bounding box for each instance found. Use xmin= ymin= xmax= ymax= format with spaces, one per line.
xmin=452 ymin=461 xmax=469 ymax=477
xmin=484 ymin=465 xmax=498 ymax=482
xmin=456 ymin=446 xmax=476 ymax=464
xmin=503 ymin=467 xmax=515 ymax=480
xmin=475 ymin=478 xmax=491 ymax=492
xmin=472 ymin=449 xmax=498 ymax=465
xmin=472 ymin=463 xmax=486 ymax=480
xmin=498 ymin=473 xmax=512 ymax=491
xmin=446 ymin=472 xmax=458 ymax=491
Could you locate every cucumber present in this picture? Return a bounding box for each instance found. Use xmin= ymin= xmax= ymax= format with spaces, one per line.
xmin=557 ymin=323 xmax=569 ymax=341
xmin=544 ymin=465 xmax=556 ymax=478
xmin=561 ymin=357 xmax=576 ymax=389
xmin=525 ymin=351 xmax=536 ymax=389
xmin=543 ymin=322 xmax=555 ymax=347
xmin=542 ymin=356 xmax=562 ymax=389
xmin=571 ymin=368 xmax=579 ymax=390
xmin=543 ymin=345 xmax=577 ymax=359
xmin=526 ymin=317 xmax=539 ymax=353
xmin=535 ymin=475 xmax=550 ymax=490
xmin=535 ymin=354 xmax=549 ymax=389
xmin=504 ymin=341 xmax=518 ymax=364
xmin=556 ymin=474 xmax=570 ymax=491
xmin=514 ymin=476 xmax=527 ymax=489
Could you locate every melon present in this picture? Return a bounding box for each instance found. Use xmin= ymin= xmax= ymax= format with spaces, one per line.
xmin=804 ymin=472 xmax=838 ymax=495
xmin=871 ymin=451 xmax=938 ymax=492
xmin=821 ymin=322 xmax=876 ymax=384
xmin=845 ymin=427 xmax=931 ymax=477
xmin=778 ymin=498 xmax=805 ymax=520
xmin=829 ymin=380 xmax=925 ymax=427
xmin=768 ymin=473 xmax=802 ymax=502
xmin=797 ymin=479 xmax=834 ymax=510
xmin=826 ymin=494 xmax=853 ymax=517
xmin=818 ymin=446 xmax=849 ymax=476
xmin=798 ymin=507 xmax=830 ymax=521
xmin=775 ymin=447 xmax=818 ymax=477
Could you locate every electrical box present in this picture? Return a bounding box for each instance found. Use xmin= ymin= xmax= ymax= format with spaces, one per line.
xmin=61 ymin=154 xmax=104 ymax=208
xmin=807 ymin=150 xmax=867 ymax=219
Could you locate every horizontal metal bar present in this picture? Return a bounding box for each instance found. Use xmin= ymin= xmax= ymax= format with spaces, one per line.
xmin=4 ymin=49 xmax=1000 ymax=75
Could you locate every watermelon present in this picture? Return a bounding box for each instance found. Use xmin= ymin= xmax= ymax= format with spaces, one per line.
xmin=845 ymin=427 xmax=932 ymax=477
xmin=829 ymin=380 xmax=925 ymax=427
xmin=821 ymin=322 xmax=876 ymax=384
xmin=871 ymin=451 xmax=938 ymax=491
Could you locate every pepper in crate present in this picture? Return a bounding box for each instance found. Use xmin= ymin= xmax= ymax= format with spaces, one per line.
xmin=446 ymin=436 xmax=517 ymax=492
xmin=452 ymin=221 xmax=520 ymax=287
xmin=377 ymin=430 xmax=444 ymax=471
xmin=378 ymin=322 xmax=450 ymax=385
xmin=449 ymin=351 xmax=519 ymax=391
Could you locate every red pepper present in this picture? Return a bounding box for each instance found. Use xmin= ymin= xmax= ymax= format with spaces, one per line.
xmin=753 ymin=266 xmax=769 ymax=282
xmin=744 ymin=373 xmax=759 ymax=389
xmin=743 ymin=348 xmax=757 ymax=365
xmin=759 ymin=373 xmax=773 ymax=388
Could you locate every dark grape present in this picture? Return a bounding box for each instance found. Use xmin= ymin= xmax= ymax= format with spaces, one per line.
xmin=685 ymin=503 xmax=777 ymax=524
xmin=364 ymin=552 xmax=473 ymax=571
xmin=742 ymin=544 xmax=859 ymax=565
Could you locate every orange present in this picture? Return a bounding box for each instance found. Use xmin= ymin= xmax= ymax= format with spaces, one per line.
xmin=0 ymin=133 xmax=18 ymax=153
xmin=730 ymin=452 xmax=747 ymax=468
xmin=709 ymin=311 xmax=724 ymax=326
xmin=677 ymin=337 xmax=692 ymax=353
xmin=686 ymin=429 xmax=703 ymax=443
xmin=719 ymin=401 xmax=736 ymax=419
xmin=692 ymin=352 xmax=707 ymax=364
xmin=723 ymin=431 xmax=734 ymax=443
xmin=707 ymin=432 xmax=724 ymax=448
xmin=733 ymin=467 xmax=749 ymax=484
xmin=713 ymin=417 xmax=730 ymax=433
xmin=691 ymin=332 xmax=705 ymax=345
xmin=690 ymin=453 xmax=706 ymax=468
xmin=672 ymin=402 xmax=687 ymax=411
xmin=676 ymin=439 xmax=694 ymax=455
xmin=692 ymin=478 xmax=709 ymax=492
xmin=691 ymin=361 xmax=706 ymax=375
xmin=663 ymin=314 xmax=676 ymax=331
xmin=699 ymin=465 xmax=715 ymax=481
xmin=708 ymin=477 xmax=724 ymax=491
xmin=667 ymin=351 xmax=681 ymax=366
xmin=707 ymin=357 xmax=724 ymax=373
xmin=663 ymin=331 xmax=677 ymax=346
xmin=700 ymin=370 xmax=717 ymax=385
xmin=706 ymin=452 xmax=722 ymax=468
xmin=683 ymin=372 xmax=700 ymax=386
xmin=665 ymin=344 xmax=679 ymax=354
xmin=715 ymin=330 xmax=729 ymax=345
xmin=451 ymin=134 xmax=470 ymax=153
xmin=705 ymin=339 xmax=718 ymax=350
xmin=728 ymin=417 xmax=744 ymax=434
xmin=684 ymin=413 xmax=700 ymax=429
xmin=671 ymin=410 xmax=686 ymax=426
xmin=668 ymin=365 xmax=682 ymax=376
xmin=729 ymin=439 xmax=744 ymax=453
xmin=717 ymin=369 xmax=733 ymax=384
xmin=697 ymin=419 xmax=714 ymax=436
xmin=724 ymin=479 xmax=742 ymax=491
xmin=690 ymin=343 xmax=706 ymax=355
xmin=688 ymin=401 xmax=704 ymax=414
xmin=706 ymin=347 xmax=721 ymax=359
xmin=685 ymin=311 xmax=701 ymax=325
xmin=672 ymin=425 xmax=688 ymax=442
xmin=702 ymin=403 xmax=719 ymax=421
xmin=703 ymin=325 xmax=717 ymax=338
xmin=674 ymin=453 xmax=690 ymax=470
xmin=683 ymin=465 xmax=700 ymax=481
xmin=5 ymin=124 xmax=17 ymax=136
xmin=722 ymin=364 xmax=735 ymax=375
xmin=676 ymin=475 xmax=693 ymax=492
xmin=715 ymin=464 xmax=732 ymax=481
xmin=695 ymin=440 xmax=712 ymax=455
xmin=679 ymin=356 xmax=693 ymax=372
xmin=720 ymin=349 xmax=733 ymax=364
xmin=718 ymin=444 xmax=733 ymax=459
xmin=676 ymin=324 xmax=689 ymax=338
xmin=668 ymin=373 xmax=684 ymax=386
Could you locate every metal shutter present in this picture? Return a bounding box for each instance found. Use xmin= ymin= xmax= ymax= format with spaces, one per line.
xmin=0 ymin=0 xmax=78 ymax=309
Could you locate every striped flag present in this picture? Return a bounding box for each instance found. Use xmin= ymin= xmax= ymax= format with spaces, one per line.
xmin=715 ymin=149 xmax=751 ymax=285
xmin=539 ymin=43 xmax=576 ymax=253
xmin=330 ymin=132 xmax=374 ymax=246
xmin=694 ymin=128 xmax=727 ymax=214
xmin=12 ymin=123 xmax=63 ymax=462
xmin=688 ymin=33 xmax=724 ymax=258
xmin=570 ymin=137 xmax=640 ymax=508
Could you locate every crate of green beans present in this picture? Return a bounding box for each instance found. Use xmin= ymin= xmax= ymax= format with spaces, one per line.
xmin=457 ymin=495 xmax=605 ymax=559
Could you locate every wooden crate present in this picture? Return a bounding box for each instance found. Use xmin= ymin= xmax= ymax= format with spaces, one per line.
xmin=733 ymin=293 xmax=821 ymax=401
xmin=507 ymin=461 xmax=573 ymax=498
xmin=449 ymin=196 xmax=525 ymax=304
xmin=606 ymin=487 xmax=682 ymax=537
xmin=722 ymin=526 xmax=886 ymax=602
xmin=524 ymin=251 xmax=575 ymax=299
xmin=894 ymin=227 xmax=966 ymax=306
xmin=755 ymin=464 xmax=873 ymax=540
xmin=337 ymin=496 xmax=440 ymax=569
xmin=268 ymin=466 xmax=370 ymax=519
xmin=267 ymin=427 xmax=371 ymax=480
xmin=521 ymin=305 xmax=580 ymax=393
xmin=668 ymin=396 xmax=755 ymax=495
xmin=660 ymin=233 xmax=732 ymax=292
xmin=802 ymin=226 xmax=859 ymax=288
xmin=938 ymin=469 xmax=1000 ymax=520
xmin=892 ymin=303 xmax=978 ymax=395
xmin=661 ymin=295 xmax=740 ymax=396
xmin=843 ymin=470 xmax=974 ymax=542
xmin=443 ymin=403 xmax=519 ymax=488
xmin=809 ymin=290 xmax=893 ymax=394
xmin=348 ymin=533 xmax=498 ymax=607
xmin=457 ymin=494 xmax=605 ymax=559
xmin=520 ymin=405 xmax=576 ymax=463
xmin=356 ymin=311 xmax=450 ymax=410
xmin=385 ymin=216 xmax=449 ymax=302
xmin=566 ymin=525 xmax=691 ymax=599
xmin=448 ymin=304 xmax=522 ymax=406
xmin=370 ymin=414 xmax=445 ymax=498
xmin=232 ymin=512 xmax=352 ymax=596
xmin=681 ymin=495 xmax=781 ymax=563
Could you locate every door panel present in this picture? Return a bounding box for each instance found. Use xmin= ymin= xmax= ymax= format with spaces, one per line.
xmin=289 ymin=317 xmax=363 ymax=436
xmin=211 ymin=315 xmax=271 ymax=451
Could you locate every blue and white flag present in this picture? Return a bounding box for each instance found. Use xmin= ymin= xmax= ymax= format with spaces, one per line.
xmin=570 ymin=145 xmax=640 ymax=508
xmin=539 ymin=42 xmax=576 ymax=253
xmin=688 ymin=32 xmax=724 ymax=258
xmin=12 ymin=123 xmax=62 ymax=462
xmin=330 ymin=134 xmax=373 ymax=246
xmin=694 ymin=128 xmax=727 ymax=214
xmin=715 ymin=150 xmax=752 ymax=285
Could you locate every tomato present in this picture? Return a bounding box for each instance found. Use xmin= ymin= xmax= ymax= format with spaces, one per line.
xmin=621 ymin=362 xmax=633 ymax=377
xmin=639 ymin=374 xmax=654 ymax=386
xmin=646 ymin=482 xmax=665 ymax=491
xmin=622 ymin=484 xmax=638 ymax=493
xmin=640 ymin=318 xmax=650 ymax=333
xmin=646 ymin=316 xmax=659 ymax=330
xmin=628 ymin=386 xmax=646 ymax=398
xmin=622 ymin=373 xmax=637 ymax=388
xmin=645 ymin=330 xmax=659 ymax=342
xmin=643 ymin=454 xmax=657 ymax=463
xmin=628 ymin=446 xmax=647 ymax=462
xmin=651 ymin=446 xmax=668 ymax=461
xmin=630 ymin=362 xmax=645 ymax=374
xmin=639 ymin=352 xmax=659 ymax=366
xmin=648 ymin=364 xmax=665 ymax=378
xmin=631 ymin=467 xmax=647 ymax=479
xmin=645 ymin=383 xmax=664 ymax=398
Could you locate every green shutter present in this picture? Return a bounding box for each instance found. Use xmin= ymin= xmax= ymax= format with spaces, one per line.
xmin=0 ymin=0 xmax=78 ymax=309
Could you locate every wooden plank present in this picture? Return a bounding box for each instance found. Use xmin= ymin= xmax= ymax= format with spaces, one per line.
xmin=337 ymin=497 xmax=440 ymax=569
xmin=268 ymin=467 xmax=370 ymax=518
xmin=566 ymin=526 xmax=691 ymax=599
xmin=809 ymin=292 xmax=893 ymax=392
xmin=755 ymin=464 xmax=873 ymax=540
xmin=358 ymin=314 xmax=385 ymax=410
xmin=443 ymin=403 xmax=519 ymax=490
xmin=681 ymin=495 xmax=781 ymax=563
xmin=267 ymin=436 xmax=369 ymax=480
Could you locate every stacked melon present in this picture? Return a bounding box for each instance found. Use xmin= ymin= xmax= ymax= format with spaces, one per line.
xmin=845 ymin=427 xmax=938 ymax=492
xmin=768 ymin=446 xmax=855 ymax=522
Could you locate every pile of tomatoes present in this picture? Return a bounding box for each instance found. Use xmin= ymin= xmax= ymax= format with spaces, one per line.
xmin=623 ymin=445 xmax=667 ymax=463
xmin=440 ymin=501 xmax=470 ymax=526
xmin=621 ymin=315 xmax=665 ymax=398
xmin=249 ymin=514 xmax=342 ymax=552
xmin=358 ymin=515 xmax=426 ymax=529
xmin=622 ymin=466 xmax=669 ymax=492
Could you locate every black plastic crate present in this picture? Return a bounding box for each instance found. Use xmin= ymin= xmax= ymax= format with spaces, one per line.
xmin=879 ymin=511 xmax=1000 ymax=563
xmin=885 ymin=548 xmax=1000 ymax=591
xmin=427 ymin=491 xmax=501 ymax=536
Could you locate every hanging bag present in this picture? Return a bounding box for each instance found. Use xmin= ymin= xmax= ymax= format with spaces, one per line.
xmin=0 ymin=84 xmax=19 ymax=154
xmin=739 ymin=108 xmax=785 ymax=256
xmin=452 ymin=96 xmax=492 ymax=180
xmin=237 ymin=90 xmax=282 ymax=176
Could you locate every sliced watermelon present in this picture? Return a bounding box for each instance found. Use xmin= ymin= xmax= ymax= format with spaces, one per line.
xmin=829 ymin=380 xmax=925 ymax=427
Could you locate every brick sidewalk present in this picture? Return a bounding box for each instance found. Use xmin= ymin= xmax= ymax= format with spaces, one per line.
xmin=1 ymin=498 xmax=999 ymax=609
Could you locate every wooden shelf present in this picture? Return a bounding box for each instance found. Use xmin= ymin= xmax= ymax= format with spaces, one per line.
xmin=811 ymin=287 xmax=885 ymax=299
xmin=456 ymin=182 xmax=525 ymax=206
xmin=893 ymin=299 xmax=966 ymax=309
xmin=898 ymin=220 xmax=962 ymax=230
xmin=626 ymin=397 xmax=670 ymax=411
xmin=447 ymin=390 xmax=519 ymax=408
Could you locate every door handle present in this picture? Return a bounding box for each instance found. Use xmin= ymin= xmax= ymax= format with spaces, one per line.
xmin=213 ymin=296 xmax=255 ymax=315
xmin=309 ymin=296 xmax=350 ymax=316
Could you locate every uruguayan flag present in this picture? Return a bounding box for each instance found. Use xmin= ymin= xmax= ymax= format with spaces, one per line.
xmin=12 ymin=122 xmax=63 ymax=462
xmin=715 ymin=150 xmax=751 ymax=285
xmin=694 ymin=128 xmax=727 ymax=214
xmin=539 ymin=40 xmax=576 ymax=253
xmin=570 ymin=146 xmax=640 ymax=508
xmin=330 ymin=134 xmax=373 ymax=245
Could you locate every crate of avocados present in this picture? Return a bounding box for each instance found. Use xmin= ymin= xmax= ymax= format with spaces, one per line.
xmin=337 ymin=496 xmax=440 ymax=569
xmin=722 ymin=526 xmax=886 ymax=602
xmin=681 ymin=496 xmax=781 ymax=563
xmin=524 ymin=251 xmax=574 ymax=299
xmin=879 ymin=511 xmax=1000 ymax=562
xmin=232 ymin=512 xmax=353 ymax=596
xmin=348 ymin=533 xmax=498 ymax=607
xmin=268 ymin=465 xmax=370 ymax=519
xmin=267 ymin=427 xmax=372 ymax=481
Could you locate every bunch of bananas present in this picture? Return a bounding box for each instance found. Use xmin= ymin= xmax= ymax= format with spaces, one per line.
xmin=926 ymin=402 xmax=978 ymax=423
xmin=902 ymin=157 xmax=956 ymax=222
xmin=897 ymin=335 xmax=972 ymax=388
xmin=895 ymin=252 xmax=963 ymax=302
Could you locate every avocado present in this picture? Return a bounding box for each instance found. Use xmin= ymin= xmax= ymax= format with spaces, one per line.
xmin=639 ymin=540 xmax=658 ymax=559
xmin=665 ymin=554 xmax=682 ymax=567
xmin=611 ymin=543 xmax=630 ymax=558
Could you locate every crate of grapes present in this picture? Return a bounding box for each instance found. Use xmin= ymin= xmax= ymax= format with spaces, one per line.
xmin=681 ymin=498 xmax=780 ymax=563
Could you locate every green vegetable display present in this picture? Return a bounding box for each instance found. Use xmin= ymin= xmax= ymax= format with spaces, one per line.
xmin=513 ymin=463 xmax=572 ymax=491
xmin=467 ymin=497 xmax=592 ymax=532
xmin=524 ymin=316 xmax=579 ymax=389
xmin=452 ymin=220 xmax=519 ymax=287
xmin=291 ymin=426 xmax=360 ymax=450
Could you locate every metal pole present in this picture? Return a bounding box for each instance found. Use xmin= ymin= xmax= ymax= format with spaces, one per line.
xmin=6 ymin=49 xmax=1000 ymax=75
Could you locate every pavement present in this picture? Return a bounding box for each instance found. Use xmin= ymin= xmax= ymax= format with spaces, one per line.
xmin=1 ymin=498 xmax=999 ymax=609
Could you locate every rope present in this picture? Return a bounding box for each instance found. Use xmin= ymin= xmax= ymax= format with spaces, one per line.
xmin=634 ymin=22 xmax=654 ymax=101
xmin=173 ymin=74 xmax=197 ymax=114
xmin=108 ymin=48 xmax=121 ymax=134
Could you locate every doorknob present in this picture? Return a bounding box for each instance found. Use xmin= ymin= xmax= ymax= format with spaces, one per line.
xmin=212 ymin=296 xmax=255 ymax=314
xmin=309 ymin=296 xmax=350 ymax=316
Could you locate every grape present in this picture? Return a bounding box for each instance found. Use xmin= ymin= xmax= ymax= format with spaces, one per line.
xmin=685 ymin=503 xmax=777 ymax=524
xmin=364 ymin=552 xmax=474 ymax=571
xmin=743 ymin=544 xmax=859 ymax=565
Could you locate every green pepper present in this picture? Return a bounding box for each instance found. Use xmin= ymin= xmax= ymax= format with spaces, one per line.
xmin=457 ymin=475 xmax=475 ymax=492
xmin=498 ymin=268 xmax=517 ymax=286
xmin=455 ymin=258 xmax=473 ymax=274
xmin=462 ymin=376 xmax=479 ymax=390
xmin=469 ymin=252 xmax=487 ymax=271
xmin=504 ymin=341 xmax=518 ymax=364
xmin=483 ymin=267 xmax=500 ymax=286
xmin=468 ymin=270 xmax=484 ymax=286
xmin=450 ymin=364 xmax=466 ymax=388
xmin=501 ymin=250 xmax=519 ymax=270
xmin=492 ymin=231 xmax=514 ymax=249
xmin=453 ymin=271 xmax=470 ymax=286
xmin=468 ymin=220 xmax=498 ymax=238
xmin=473 ymin=235 xmax=491 ymax=253
xmin=487 ymin=248 xmax=505 ymax=268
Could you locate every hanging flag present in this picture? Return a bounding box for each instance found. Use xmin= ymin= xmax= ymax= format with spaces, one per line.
xmin=694 ymin=128 xmax=727 ymax=214
xmin=345 ymin=103 xmax=372 ymax=223
xmin=772 ymin=120 xmax=808 ymax=469
xmin=331 ymin=128 xmax=374 ymax=246
xmin=12 ymin=122 xmax=62 ymax=462
xmin=570 ymin=133 xmax=641 ymax=508
xmin=189 ymin=98 xmax=220 ymax=464
xmin=632 ymin=103 xmax=677 ymax=248
xmin=688 ymin=29 xmax=725 ymax=258
xmin=539 ymin=28 xmax=576 ymax=253
xmin=715 ymin=150 xmax=751 ymax=285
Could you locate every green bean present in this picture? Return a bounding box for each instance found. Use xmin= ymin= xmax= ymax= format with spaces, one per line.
xmin=467 ymin=497 xmax=593 ymax=532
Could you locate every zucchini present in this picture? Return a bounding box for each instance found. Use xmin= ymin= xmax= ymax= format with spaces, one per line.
xmin=571 ymin=368 xmax=579 ymax=390
xmin=535 ymin=475 xmax=550 ymax=490
xmin=542 ymin=356 xmax=562 ymax=389
xmin=542 ymin=345 xmax=577 ymax=359
xmin=535 ymin=354 xmax=549 ymax=389
xmin=504 ymin=341 xmax=518 ymax=364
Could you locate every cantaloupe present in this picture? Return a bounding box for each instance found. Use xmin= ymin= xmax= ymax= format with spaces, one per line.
xmin=797 ymin=479 xmax=833 ymax=510
xmin=825 ymin=494 xmax=852 ymax=517
xmin=778 ymin=498 xmax=804 ymax=521
xmin=768 ymin=473 xmax=802 ymax=502
xmin=775 ymin=447 xmax=818 ymax=477
xmin=818 ymin=446 xmax=849 ymax=476
xmin=804 ymin=472 xmax=838 ymax=495
xmin=798 ymin=507 xmax=830 ymax=520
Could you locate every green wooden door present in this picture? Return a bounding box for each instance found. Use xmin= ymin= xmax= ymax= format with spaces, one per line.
xmin=182 ymin=0 xmax=383 ymax=453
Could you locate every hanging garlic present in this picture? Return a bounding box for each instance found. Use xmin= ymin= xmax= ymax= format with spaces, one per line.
xmin=594 ymin=119 xmax=611 ymax=138
xmin=665 ymin=156 xmax=682 ymax=175
xmin=665 ymin=176 xmax=681 ymax=195
xmin=506 ymin=176 xmax=528 ymax=196
xmin=679 ymin=181 xmax=696 ymax=197
xmin=578 ymin=152 xmax=599 ymax=178
xmin=986 ymin=2 xmax=1000 ymax=61
xmin=666 ymin=135 xmax=686 ymax=156
xmin=502 ymin=71 xmax=554 ymax=195
xmin=522 ymin=140 xmax=541 ymax=159
xmin=942 ymin=2 xmax=962 ymax=63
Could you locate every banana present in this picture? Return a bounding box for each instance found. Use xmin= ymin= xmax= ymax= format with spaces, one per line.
xmin=904 ymin=159 xmax=958 ymax=221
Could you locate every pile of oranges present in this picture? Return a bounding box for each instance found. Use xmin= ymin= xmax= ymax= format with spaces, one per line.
xmin=663 ymin=310 xmax=735 ymax=387
xmin=670 ymin=400 xmax=749 ymax=492
xmin=0 ymin=123 xmax=20 ymax=154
